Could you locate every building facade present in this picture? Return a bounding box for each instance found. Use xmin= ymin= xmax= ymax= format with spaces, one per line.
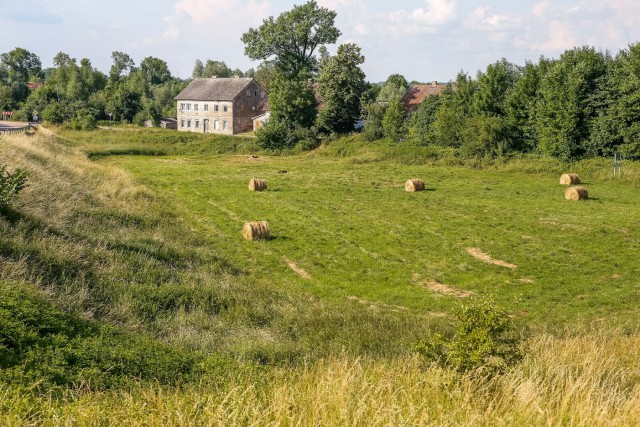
xmin=175 ymin=77 xmax=267 ymax=135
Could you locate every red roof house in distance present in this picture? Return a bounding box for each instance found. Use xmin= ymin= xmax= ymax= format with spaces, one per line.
xmin=26 ymin=81 xmax=45 ymax=90
xmin=401 ymin=81 xmax=451 ymax=111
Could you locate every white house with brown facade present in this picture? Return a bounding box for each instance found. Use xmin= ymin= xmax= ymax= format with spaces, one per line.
xmin=174 ymin=77 xmax=267 ymax=135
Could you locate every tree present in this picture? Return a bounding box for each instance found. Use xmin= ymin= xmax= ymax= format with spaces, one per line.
xmin=382 ymin=98 xmax=406 ymax=142
xmin=473 ymin=58 xmax=518 ymax=117
xmin=242 ymin=0 xmax=341 ymax=77
xmin=408 ymin=94 xmax=442 ymax=144
xmin=377 ymin=74 xmax=409 ymax=104
xmin=192 ymin=59 xmax=204 ymax=78
xmin=505 ymin=60 xmax=544 ymax=152
xmin=535 ymin=47 xmax=607 ymax=159
xmin=140 ymin=57 xmax=171 ymax=85
xmin=243 ymin=1 xmax=340 ymax=149
xmin=0 ymin=47 xmax=42 ymax=104
xmin=316 ymin=43 xmax=367 ymax=134
xmin=109 ymin=51 xmax=135 ymax=82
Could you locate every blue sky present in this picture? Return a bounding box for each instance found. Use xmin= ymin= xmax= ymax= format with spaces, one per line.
xmin=2 ymin=0 xmax=640 ymax=82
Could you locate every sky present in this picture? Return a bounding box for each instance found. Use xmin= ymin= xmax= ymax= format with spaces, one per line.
xmin=2 ymin=0 xmax=640 ymax=83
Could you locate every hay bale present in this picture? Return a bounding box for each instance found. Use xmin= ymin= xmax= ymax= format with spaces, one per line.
xmin=405 ymin=179 xmax=425 ymax=192
xmin=564 ymin=186 xmax=588 ymax=201
xmin=243 ymin=221 xmax=270 ymax=241
xmin=560 ymin=173 xmax=581 ymax=185
xmin=248 ymin=178 xmax=267 ymax=192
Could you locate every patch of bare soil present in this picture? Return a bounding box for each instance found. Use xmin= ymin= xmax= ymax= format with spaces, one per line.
xmin=466 ymin=247 xmax=517 ymax=269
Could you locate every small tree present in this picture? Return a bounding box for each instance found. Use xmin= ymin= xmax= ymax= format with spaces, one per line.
xmin=0 ymin=164 xmax=28 ymax=209
xmin=417 ymin=298 xmax=522 ymax=375
xmin=382 ymin=98 xmax=406 ymax=142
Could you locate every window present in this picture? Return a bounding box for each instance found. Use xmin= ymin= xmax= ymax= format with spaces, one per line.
xmin=180 ymin=119 xmax=185 ymax=128
xmin=214 ymin=120 xmax=219 ymax=130
xmin=180 ymin=103 xmax=185 ymax=112
xmin=187 ymin=119 xmax=191 ymax=128
xmin=223 ymin=120 xmax=228 ymax=131
xmin=223 ymin=105 xmax=228 ymax=113
xmin=214 ymin=104 xmax=219 ymax=112
xmin=261 ymin=91 xmax=266 ymax=99
xmin=246 ymin=90 xmax=251 ymax=97
xmin=254 ymin=90 xmax=258 ymax=97
xmin=187 ymin=103 xmax=191 ymax=111
xmin=195 ymin=120 xmax=200 ymax=129
xmin=204 ymin=104 xmax=209 ymax=112
xmin=194 ymin=103 xmax=199 ymax=112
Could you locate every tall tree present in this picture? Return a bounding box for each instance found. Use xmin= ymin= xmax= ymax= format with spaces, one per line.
xmin=242 ymin=0 xmax=341 ymax=77
xmin=243 ymin=1 xmax=341 ymax=148
xmin=535 ymin=47 xmax=607 ymax=159
xmin=316 ymin=43 xmax=367 ymax=134
xmin=140 ymin=57 xmax=171 ymax=85
xmin=109 ymin=51 xmax=135 ymax=82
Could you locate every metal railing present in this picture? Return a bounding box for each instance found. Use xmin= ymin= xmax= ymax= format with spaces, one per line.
xmin=0 ymin=124 xmax=33 ymax=135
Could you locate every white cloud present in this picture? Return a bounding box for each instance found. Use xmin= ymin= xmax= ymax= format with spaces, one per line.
xmin=465 ymin=6 xmax=522 ymax=32
xmin=382 ymin=0 xmax=457 ymax=35
xmin=316 ymin=0 xmax=359 ymax=10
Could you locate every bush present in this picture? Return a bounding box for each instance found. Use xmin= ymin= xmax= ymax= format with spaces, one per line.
xmin=0 ymin=282 xmax=202 ymax=390
xmin=0 ymin=164 xmax=28 ymax=209
xmin=417 ymin=298 xmax=523 ymax=375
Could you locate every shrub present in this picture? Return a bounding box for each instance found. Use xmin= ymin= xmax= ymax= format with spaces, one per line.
xmin=417 ymin=298 xmax=523 ymax=375
xmin=0 ymin=164 xmax=28 ymax=209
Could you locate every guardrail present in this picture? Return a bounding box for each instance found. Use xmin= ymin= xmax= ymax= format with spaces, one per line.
xmin=0 ymin=124 xmax=34 ymax=135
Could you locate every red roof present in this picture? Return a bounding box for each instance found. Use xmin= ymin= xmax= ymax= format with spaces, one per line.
xmin=402 ymin=82 xmax=450 ymax=111
xmin=27 ymin=82 xmax=45 ymax=90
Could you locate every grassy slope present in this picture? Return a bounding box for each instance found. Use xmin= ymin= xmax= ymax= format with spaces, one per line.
xmin=3 ymin=127 xmax=640 ymax=424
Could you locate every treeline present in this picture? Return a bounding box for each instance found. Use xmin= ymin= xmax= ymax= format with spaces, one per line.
xmin=0 ymin=48 xmax=255 ymax=129
xmin=370 ymin=45 xmax=640 ymax=161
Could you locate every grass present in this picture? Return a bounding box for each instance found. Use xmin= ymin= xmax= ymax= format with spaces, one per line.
xmin=2 ymin=327 xmax=640 ymax=426
xmin=3 ymin=126 xmax=640 ymax=424
xmin=62 ymin=128 xmax=640 ymax=326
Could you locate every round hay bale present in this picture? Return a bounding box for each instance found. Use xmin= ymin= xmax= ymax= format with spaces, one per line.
xmin=405 ymin=179 xmax=425 ymax=192
xmin=560 ymin=173 xmax=581 ymax=185
xmin=243 ymin=221 xmax=270 ymax=241
xmin=248 ymin=178 xmax=267 ymax=192
xmin=564 ymin=186 xmax=588 ymax=201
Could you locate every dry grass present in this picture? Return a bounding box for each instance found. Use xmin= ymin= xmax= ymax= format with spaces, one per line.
xmin=560 ymin=173 xmax=581 ymax=185
xmin=465 ymin=248 xmax=517 ymax=269
xmin=565 ymin=186 xmax=589 ymax=201
xmin=3 ymin=328 xmax=640 ymax=426
xmin=285 ymin=258 xmax=311 ymax=279
xmin=405 ymin=178 xmax=425 ymax=192
xmin=418 ymin=280 xmax=473 ymax=298
xmin=242 ymin=221 xmax=270 ymax=241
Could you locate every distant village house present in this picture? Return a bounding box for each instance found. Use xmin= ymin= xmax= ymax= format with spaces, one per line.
xmin=401 ymin=81 xmax=451 ymax=111
xmin=174 ymin=76 xmax=268 ymax=135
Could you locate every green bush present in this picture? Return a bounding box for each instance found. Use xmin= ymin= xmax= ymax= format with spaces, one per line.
xmin=0 ymin=164 xmax=28 ymax=209
xmin=417 ymin=298 xmax=523 ymax=374
xmin=0 ymin=281 xmax=203 ymax=391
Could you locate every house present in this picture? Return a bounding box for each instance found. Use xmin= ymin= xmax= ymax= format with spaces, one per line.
xmin=252 ymin=111 xmax=270 ymax=131
xmin=174 ymin=76 xmax=267 ymax=134
xmin=401 ymin=81 xmax=451 ymax=111
xmin=26 ymin=81 xmax=45 ymax=91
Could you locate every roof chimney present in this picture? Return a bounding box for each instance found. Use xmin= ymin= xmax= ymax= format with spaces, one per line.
xmin=432 ymin=80 xmax=437 ymax=87
xmin=211 ymin=75 xmax=218 ymax=79
xmin=234 ymin=75 xmax=240 ymax=79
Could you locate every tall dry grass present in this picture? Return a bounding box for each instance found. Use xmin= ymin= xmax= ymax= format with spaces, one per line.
xmin=1 ymin=327 xmax=639 ymax=426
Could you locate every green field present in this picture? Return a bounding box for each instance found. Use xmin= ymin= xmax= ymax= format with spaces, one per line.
xmin=98 ymin=137 xmax=640 ymax=326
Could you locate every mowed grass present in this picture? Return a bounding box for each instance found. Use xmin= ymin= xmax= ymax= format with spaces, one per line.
xmin=93 ymin=140 xmax=640 ymax=326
